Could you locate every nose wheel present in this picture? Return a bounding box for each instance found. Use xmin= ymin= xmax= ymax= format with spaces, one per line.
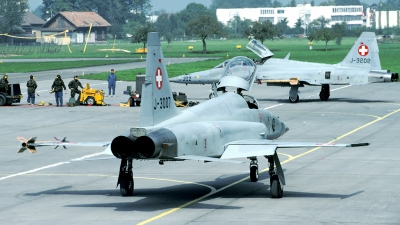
xmin=249 ymin=158 xmax=259 ymax=182
xmin=266 ymin=155 xmax=283 ymax=198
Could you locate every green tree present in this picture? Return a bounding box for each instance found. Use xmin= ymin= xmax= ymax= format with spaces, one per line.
xmin=210 ymin=0 xmax=272 ymax=11
xmin=226 ymin=15 xmax=252 ymax=38
xmin=294 ymin=18 xmax=304 ymax=34
xmin=272 ymin=0 xmax=283 ymax=7
xmin=245 ymin=20 xmax=277 ymax=44
xmin=309 ymin=16 xmax=334 ymax=50
xmin=331 ymin=22 xmax=346 ymax=45
xmin=290 ymin=0 xmax=297 ymax=7
xmin=0 ymin=0 xmax=28 ymax=42
xmin=186 ymin=15 xmax=224 ymax=53
xmin=335 ymin=0 xmax=361 ymax=5
xmin=276 ymin=18 xmax=289 ymax=35
xmin=132 ymin=22 xmax=155 ymax=52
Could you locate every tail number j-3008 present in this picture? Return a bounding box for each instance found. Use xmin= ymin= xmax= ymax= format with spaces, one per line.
xmin=154 ymin=97 xmax=171 ymax=110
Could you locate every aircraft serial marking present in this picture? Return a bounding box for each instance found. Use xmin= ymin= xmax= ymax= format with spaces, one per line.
xmin=154 ymin=97 xmax=171 ymax=110
xmin=350 ymin=58 xmax=371 ymax=63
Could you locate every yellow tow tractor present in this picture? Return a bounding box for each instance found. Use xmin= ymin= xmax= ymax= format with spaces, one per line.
xmin=78 ymin=83 xmax=106 ymax=106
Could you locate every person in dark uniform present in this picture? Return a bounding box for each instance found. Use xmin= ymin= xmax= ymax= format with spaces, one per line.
xmin=51 ymin=75 xmax=66 ymax=107
xmin=68 ymin=76 xmax=83 ymax=99
xmin=0 ymin=75 xmax=10 ymax=94
xmin=26 ymin=75 xmax=38 ymax=105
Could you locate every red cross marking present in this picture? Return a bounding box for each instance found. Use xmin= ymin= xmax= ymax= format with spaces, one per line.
xmin=155 ymin=67 xmax=163 ymax=90
xmin=358 ymin=44 xmax=369 ymax=56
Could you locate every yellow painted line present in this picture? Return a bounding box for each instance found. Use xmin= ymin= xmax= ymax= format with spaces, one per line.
xmin=278 ymin=152 xmax=294 ymax=160
xmin=138 ymin=107 xmax=400 ymax=225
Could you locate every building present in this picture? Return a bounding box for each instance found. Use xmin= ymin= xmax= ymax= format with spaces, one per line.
xmin=375 ymin=11 xmax=400 ymax=29
xmin=216 ymin=4 xmax=366 ymax=30
xmin=41 ymin=12 xmax=111 ymax=44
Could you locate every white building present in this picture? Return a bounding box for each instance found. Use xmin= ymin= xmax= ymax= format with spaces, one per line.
xmin=216 ymin=4 xmax=366 ymax=29
xmin=375 ymin=11 xmax=400 ymax=29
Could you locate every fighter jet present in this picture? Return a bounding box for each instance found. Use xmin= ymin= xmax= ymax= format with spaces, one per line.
xmin=170 ymin=32 xmax=398 ymax=103
xmin=21 ymin=32 xmax=369 ymax=198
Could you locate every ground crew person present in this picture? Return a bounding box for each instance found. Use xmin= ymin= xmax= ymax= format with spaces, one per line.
xmin=107 ymin=69 xmax=117 ymax=97
xmin=68 ymin=76 xmax=83 ymax=99
xmin=0 ymin=74 xmax=10 ymax=93
xmin=26 ymin=75 xmax=37 ymax=105
xmin=51 ymin=75 xmax=66 ymax=107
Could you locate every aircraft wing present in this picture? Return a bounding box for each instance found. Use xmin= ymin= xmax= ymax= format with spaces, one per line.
xmin=175 ymin=155 xmax=243 ymax=164
xmin=221 ymin=139 xmax=369 ymax=159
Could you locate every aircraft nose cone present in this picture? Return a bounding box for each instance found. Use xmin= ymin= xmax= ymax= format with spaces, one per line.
xmin=169 ymin=76 xmax=181 ymax=82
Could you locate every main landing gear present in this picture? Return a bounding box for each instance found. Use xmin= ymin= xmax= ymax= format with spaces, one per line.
xmin=248 ymin=153 xmax=285 ymax=198
xmin=319 ymin=84 xmax=330 ymax=101
xmin=249 ymin=158 xmax=259 ymax=182
xmin=288 ymin=86 xmax=299 ymax=103
xmin=118 ymin=159 xmax=134 ymax=196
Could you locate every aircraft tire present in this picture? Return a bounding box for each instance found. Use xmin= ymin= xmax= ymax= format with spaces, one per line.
xmin=136 ymin=101 xmax=141 ymax=106
xmin=319 ymin=93 xmax=329 ymax=101
xmin=288 ymin=95 xmax=299 ymax=103
xmin=0 ymin=94 xmax=6 ymax=106
xmin=270 ymin=175 xmax=283 ymax=198
xmin=120 ymin=176 xmax=134 ymax=196
xmin=250 ymin=166 xmax=259 ymax=182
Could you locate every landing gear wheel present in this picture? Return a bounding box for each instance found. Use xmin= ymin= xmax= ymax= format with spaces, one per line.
xmin=86 ymin=97 xmax=95 ymax=106
xmin=250 ymin=166 xmax=259 ymax=182
xmin=135 ymin=101 xmax=141 ymax=106
xmin=120 ymin=175 xmax=134 ymax=196
xmin=288 ymin=95 xmax=299 ymax=103
xmin=319 ymin=93 xmax=329 ymax=101
xmin=270 ymin=175 xmax=283 ymax=198
xmin=319 ymin=84 xmax=330 ymax=101
xmin=0 ymin=94 xmax=6 ymax=106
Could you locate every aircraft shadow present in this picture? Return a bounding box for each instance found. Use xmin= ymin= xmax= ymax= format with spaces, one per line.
xmin=24 ymin=172 xmax=363 ymax=211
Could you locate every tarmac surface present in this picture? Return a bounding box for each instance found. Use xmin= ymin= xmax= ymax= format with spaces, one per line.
xmin=0 ymin=75 xmax=400 ymax=224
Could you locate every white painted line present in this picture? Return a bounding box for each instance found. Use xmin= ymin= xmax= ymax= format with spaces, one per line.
xmin=0 ymin=162 xmax=69 ymax=181
xmin=0 ymin=152 xmax=104 ymax=181
xmin=264 ymin=103 xmax=284 ymax=109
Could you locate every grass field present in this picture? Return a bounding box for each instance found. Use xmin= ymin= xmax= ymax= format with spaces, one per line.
xmin=0 ymin=60 xmax=135 ymax=73
xmin=2 ymin=36 xmax=399 ymax=80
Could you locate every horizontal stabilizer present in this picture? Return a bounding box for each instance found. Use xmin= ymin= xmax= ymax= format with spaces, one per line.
xmin=175 ymin=155 xmax=244 ymax=164
xmin=221 ymin=139 xmax=370 ymax=159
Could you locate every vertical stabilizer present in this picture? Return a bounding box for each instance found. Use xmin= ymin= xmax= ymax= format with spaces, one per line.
xmin=139 ymin=32 xmax=180 ymax=127
xmin=340 ymin=32 xmax=380 ymax=70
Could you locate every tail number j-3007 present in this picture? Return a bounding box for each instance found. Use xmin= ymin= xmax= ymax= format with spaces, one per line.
xmin=154 ymin=97 xmax=171 ymax=110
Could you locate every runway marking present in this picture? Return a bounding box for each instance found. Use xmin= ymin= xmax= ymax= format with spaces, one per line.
xmin=138 ymin=107 xmax=400 ymax=225
xmin=264 ymin=103 xmax=284 ymax=109
xmin=273 ymin=110 xmax=381 ymax=119
xmin=0 ymin=152 xmax=102 ymax=181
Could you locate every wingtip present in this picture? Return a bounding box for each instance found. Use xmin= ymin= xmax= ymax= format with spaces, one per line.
xmin=349 ymin=143 xmax=370 ymax=147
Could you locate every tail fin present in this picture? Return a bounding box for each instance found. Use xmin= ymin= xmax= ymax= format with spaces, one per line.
xmin=17 ymin=137 xmax=37 ymax=153
xmin=340 ymin=32 xmax=380 ymax=70
xmin=139 ymin=32 xmax=180 ymax=127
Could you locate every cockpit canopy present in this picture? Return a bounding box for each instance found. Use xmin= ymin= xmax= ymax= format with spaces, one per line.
xmin=217 ymin=56 xmax=257 ymax=91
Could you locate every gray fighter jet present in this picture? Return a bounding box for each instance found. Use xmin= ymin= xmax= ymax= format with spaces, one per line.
xmin=170 ymin=32 xmax=398 ymax=103
xmin=19 ymin=32 xmax=369 ymax=198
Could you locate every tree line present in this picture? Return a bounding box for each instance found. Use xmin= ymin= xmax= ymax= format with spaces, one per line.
xmin=2 ymin=0 xmax=400 ymax=51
